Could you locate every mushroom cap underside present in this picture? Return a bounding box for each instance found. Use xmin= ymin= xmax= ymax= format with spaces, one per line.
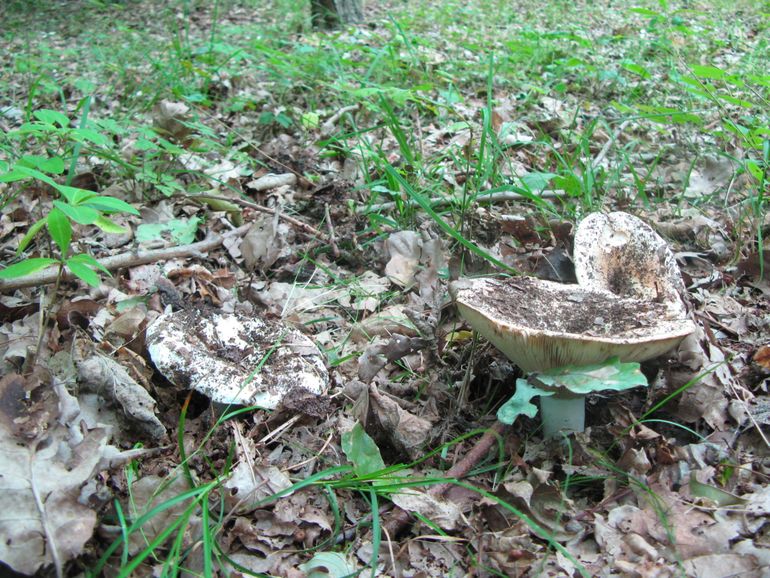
xmin=574 ymin=211 xmax=687 ymax=315
xmin=453 ymin=277 xmax=695 ymax=372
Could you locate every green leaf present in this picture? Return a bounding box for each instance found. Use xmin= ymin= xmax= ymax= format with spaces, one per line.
xmin=690 ymin=64 xmax=725 ymax=80
xmin=0 ymin=169 xmax=30 ymax=183
xmin=54 ymin=185 xmax=97 ymax=205
xmin=0 ymin=257 xmax=58 ymax=279
xmin=520 ymin=171 xmax=558 ymax=192
xmin=47 ymin=208 xmax=72 ymax=256
xmin=689 ymin=478 xmax=746 ymax=507
xmin=497 ymin=379 xmax=555 ymax=425
xmin=82 ymin=195 xmax=139 ymax=215
xmin=18 ymin=155 xmax=65 ymax=174
xmin=745 ymin=159 xmax=764 ymax=182
xmin=53 ymin=200 xmax=99 ymax=224
xmin=621 ymin=61 xmax=651 ymax=79
xmin=67 ymin=252 xmax=110 ymax=274
xmin=533 ymin=357 xmax=647 ymax=395
xmin=301 ymin=111 xmax=320 ymax=129
xmin=7 ymin=165 xmax=58 ymax=188
xmin=192 ymin=195 xmax=243 ymax=225
xmin=93 ymin=215 xmax=129 ymax=235
xmin=66 ymin=259 xmax=101 ymax=287
xmin=17 ymin=217 xmax=47 ymax=254
xmin=341 ymin=422 xmax=385 ymax=478
xmin=33 ymin=109 xmax=70 ymax=128
xmin=136 ymin=218 xmax=200 ymax=245
xmin=298 ymin=552 xmax=356 ymax=578
xmin=717 ymin=93 xmax=755 ymax=109
xmin=13 ymin=122 xmax=50 ymax=136
xmin=629 ymin=7 xmax=660 ymax=16
xmin=70 ymin=127 xmax=109 ymax=145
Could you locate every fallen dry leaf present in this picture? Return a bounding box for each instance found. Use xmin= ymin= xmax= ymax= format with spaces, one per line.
xmin=0 ymin=375 xmax=121 ymax=576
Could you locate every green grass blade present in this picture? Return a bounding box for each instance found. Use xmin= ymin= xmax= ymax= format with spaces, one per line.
xmin=384 ymin=164 xmax=518 ymax=274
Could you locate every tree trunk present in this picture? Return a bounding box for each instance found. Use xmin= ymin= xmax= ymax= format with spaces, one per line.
xmin=311 ymin=0 xmax=363 ymax=29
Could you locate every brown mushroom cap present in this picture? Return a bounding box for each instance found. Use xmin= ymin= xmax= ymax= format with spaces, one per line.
xmin=452 ymin=276 xmax=696 ymax=373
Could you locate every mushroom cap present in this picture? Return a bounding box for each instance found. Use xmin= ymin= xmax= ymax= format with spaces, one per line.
xmin=574 ymin=212 xmax=687 ymax=316
xmin=147 ymin=307 xmax=327 ymax=408
xmin=451 ymin=277 xmax=696 ymax=372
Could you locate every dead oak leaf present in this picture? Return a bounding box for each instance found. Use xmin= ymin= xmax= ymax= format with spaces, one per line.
xmin=0 ymin=376 xmax=117 ymax=576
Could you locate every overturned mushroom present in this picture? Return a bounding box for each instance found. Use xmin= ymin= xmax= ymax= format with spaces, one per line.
xmin=147 ymin=307 xmax=328 ymax=408
xmin=451 ymin=276 xmax=695 ymax=436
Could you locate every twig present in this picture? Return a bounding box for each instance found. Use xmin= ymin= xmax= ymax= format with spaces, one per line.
xmin=591 ymin=119 xmax=631 ymax=170
xmin=357 ymin=190 xmax=563 ymax=214
xmin=338 ymin=421 xmax=510 ymax=543
xmin=0 ymin=223 xmax=252 ymax=293
xmin=321 ymin=104 xmax=359 ymax=136
xmin=259 ymin=414 xmax=302 ymax=445
xmin=188 ymin=193 xmax=323 ymax=238
xmin=324 ymin=203 xmax=340 ymax=258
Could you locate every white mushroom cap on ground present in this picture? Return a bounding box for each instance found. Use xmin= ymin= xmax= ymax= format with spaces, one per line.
xmin=147 ymin=307 xmax=327 ymax=408
xmin=451 ymin=276 xmax=696 ymax=373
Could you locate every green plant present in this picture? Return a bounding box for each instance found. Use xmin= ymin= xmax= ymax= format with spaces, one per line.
xmin=497 ymin=358 xmax=647 ymax=437
xmin=0 ymin=108 xmax=139 ymax=288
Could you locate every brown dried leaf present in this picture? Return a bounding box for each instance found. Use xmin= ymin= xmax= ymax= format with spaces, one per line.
xmin=384 ymin=230 xmax=421 ymax=287
xmin=77 ymin=353 xmax=166 ymax=441
xmin=352 ymin=383 xmax=433 ymax=460
xmin=0 ymin=376 xmax=117 ymax=576
xmin=240 ymin=213 xmax=291 ymax=273
xmin=390 ymin=489 xmax=462 ymax=530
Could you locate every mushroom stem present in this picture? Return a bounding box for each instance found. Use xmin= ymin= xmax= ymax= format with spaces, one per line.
xmin=540 ymin=392 xmax=586 ymax=438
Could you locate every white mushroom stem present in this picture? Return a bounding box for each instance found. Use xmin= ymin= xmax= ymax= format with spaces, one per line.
xmin=539 ymin=392 xmax=586 ymax=438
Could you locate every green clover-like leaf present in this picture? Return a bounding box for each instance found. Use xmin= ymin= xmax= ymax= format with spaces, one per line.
xmin=533 ymin=357 xmax=647 ymax=395
xmin=497 ymin=378 xmax=555 ymax=425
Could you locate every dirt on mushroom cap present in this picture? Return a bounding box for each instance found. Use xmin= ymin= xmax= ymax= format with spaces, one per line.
xmin=458 ymin=276 xmax=688 ymax=339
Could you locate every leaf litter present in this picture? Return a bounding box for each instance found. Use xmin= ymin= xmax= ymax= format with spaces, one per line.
xmin=0 ymin=0 xmax=769 ymax=576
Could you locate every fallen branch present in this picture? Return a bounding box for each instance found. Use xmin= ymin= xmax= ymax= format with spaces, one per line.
xmin=188 ymin=193 xmax=323 ymax=238
xmin=335 ymin=421 xmax=510 ymax=544
xmin=357 ymin=189 xmax=563 ymax=214
xmin=324 ymin=203 xmax=341 ymax=259
xmin=321 ymin=104 xmax=359 ymax=136
xmin=380 ymin=420 xmax=510 ymax=539
xmin=0 ymin=223 xmax=252 ymax=293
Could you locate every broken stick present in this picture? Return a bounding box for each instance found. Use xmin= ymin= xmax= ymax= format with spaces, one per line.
xmin=0 ymin=224 xmax=252 ymax=293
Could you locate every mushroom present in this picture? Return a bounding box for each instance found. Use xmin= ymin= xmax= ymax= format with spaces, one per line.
xmin=146 ymin=307 xmax=328 ymax=409
xmin=573 ymin=211 xmax=688 ymax=316
xmin=451 ymin=276 xmax=695 ymax=437
xmin=451 ymin=211 xmax=697 ymax=437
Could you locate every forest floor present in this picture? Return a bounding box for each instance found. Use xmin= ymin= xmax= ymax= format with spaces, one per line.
xmin=0 ymin=0 xmax=769 ymax=576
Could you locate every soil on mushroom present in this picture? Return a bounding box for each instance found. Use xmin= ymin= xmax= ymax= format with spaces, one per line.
xmin=468 ymin=276 xmax=680 ymax=337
